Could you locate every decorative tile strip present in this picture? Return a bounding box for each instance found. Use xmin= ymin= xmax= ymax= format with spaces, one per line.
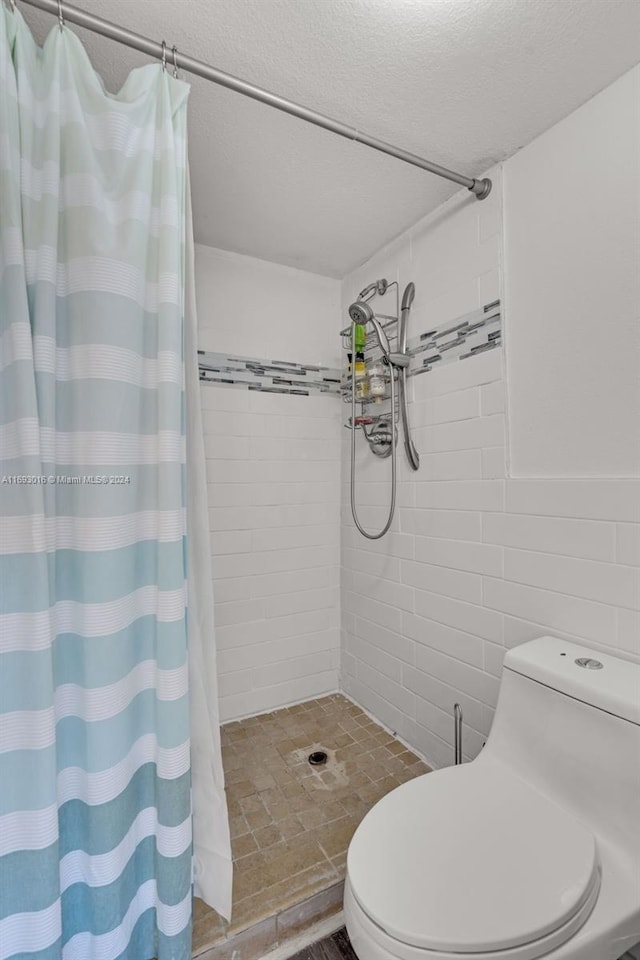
xmin=340 ymin=300 xmax=502 ymax=404
xmin=198 ymin=350 xmax=342 ymax=397
xmin=406 ymin=300 xmax=501 ymax=377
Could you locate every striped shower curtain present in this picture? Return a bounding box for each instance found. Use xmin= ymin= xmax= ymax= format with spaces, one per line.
xmin=0 ymin=8 xmax=196 ymax=959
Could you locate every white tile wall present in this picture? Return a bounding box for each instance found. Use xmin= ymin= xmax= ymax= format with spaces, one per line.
xmin=195 ymin=245 xmax=343 ymax=721
xmin=340 ymin=154 xmax=640 ymax=771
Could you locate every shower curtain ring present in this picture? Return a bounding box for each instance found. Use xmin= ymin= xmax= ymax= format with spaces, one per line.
xmin=161 ymin=40 xmax=167 ymax=72
xmin=172 ymin=45 xmax=179 ymax=78
xmin=57 ymin=0 xmax=64 ymax=30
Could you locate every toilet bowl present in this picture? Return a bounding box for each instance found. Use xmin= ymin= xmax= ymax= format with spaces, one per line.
xmin=344 ymin=636 xmax=640 ymax=960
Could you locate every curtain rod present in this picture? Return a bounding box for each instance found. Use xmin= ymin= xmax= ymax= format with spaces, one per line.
xmin=18 ymin=0 xmax=492 ymax=200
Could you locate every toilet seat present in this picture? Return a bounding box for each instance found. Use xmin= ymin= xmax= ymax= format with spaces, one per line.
xmin=347 ymin=759 xmax=600 ymax=959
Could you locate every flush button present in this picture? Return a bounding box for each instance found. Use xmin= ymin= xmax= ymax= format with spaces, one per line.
xmin=575 ymin=657 xmax=603 ymax=670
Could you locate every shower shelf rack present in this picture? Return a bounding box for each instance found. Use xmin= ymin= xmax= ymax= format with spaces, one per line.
xmin=341 ymin=315 xmax=400 ymax=434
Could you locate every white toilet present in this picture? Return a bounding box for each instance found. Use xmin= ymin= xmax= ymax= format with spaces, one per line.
xmin=344 ymin=636 xmax=640 ymax=960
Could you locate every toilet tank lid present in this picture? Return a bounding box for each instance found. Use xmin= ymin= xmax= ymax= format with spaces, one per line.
xmin=504 ymin=636 xmax=640 ymax=725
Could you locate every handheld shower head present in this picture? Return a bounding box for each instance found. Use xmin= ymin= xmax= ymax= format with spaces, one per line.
xmin=348 ymin=300 xmax=391 ymax=358
xmin=348 ymin=300 xmax=373 ymax=326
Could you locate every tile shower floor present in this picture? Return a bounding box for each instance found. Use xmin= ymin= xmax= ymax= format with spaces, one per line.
xmin=193 ymin=693 xmax=430 ymax=959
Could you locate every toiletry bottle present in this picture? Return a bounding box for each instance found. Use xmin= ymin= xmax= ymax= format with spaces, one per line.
xmin=354 ymin=323 xmax=367 ymax=353
xmin=354 ymin=352 xmax=369 ymax=401
xmin=368 ymin=361 xmax=387 ymax=403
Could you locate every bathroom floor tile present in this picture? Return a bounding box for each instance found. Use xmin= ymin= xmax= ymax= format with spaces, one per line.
xmin=192 ymin=693 xmax=430 ymax=958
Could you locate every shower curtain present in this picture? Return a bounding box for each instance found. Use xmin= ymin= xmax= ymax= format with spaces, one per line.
xmin=0 ymin=7 xmax=231 ymax=958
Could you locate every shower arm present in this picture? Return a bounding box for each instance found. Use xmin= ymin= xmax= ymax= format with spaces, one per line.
xmin=19 ymin=0 xmax=492 ymax=201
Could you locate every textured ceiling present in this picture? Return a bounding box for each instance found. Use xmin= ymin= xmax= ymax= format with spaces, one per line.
xmin=21 ymin=0 xmax=640 ymax=277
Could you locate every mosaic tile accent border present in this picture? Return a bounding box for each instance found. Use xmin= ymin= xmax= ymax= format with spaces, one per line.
xmin=198 ymin=351 xmax=342 ymax=397
xmin=406 ymin=299 xmax=501 ymax=377
xmin=199 ymin=301 xmax=500 ymax=401
xmin=340 ymin=300 xmax=501 ymax=407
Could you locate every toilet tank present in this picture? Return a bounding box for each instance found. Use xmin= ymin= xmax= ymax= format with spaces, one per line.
xmin=482 ymin=636 xmax=640 ymax=857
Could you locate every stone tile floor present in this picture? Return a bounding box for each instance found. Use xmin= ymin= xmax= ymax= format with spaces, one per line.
xmin=193 ymin=693 xmax=430 ymax=958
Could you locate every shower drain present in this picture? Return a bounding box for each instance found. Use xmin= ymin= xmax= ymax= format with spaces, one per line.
xmin=308 ymin=750 xmax=328 ymax=766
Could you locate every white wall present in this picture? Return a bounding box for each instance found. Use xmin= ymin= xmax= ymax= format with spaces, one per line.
xmin=340 ymin=66 xmax=640 ymax=770
xmin=505 ymin=65 xmax=640 ymax=478
xmin=195 ymin=244 xmax=343 ymax=720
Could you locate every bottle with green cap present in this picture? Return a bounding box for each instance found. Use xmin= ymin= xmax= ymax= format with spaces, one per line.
xmin=353 ymin=323 xmax=367 ymax=353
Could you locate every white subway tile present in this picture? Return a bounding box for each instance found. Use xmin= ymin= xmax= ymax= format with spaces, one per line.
xmin=213 ymin=577 xmax=249 ymax=604
xmin=416 ymin=281 xmax=479 ymax=333
xmin=413 ymin=644 xmax=500 ymax=707
xmin=400 ymin=508 xmax=482 ymax=542
xmin=208 ymin=506 xmax=257 ymax=531
xmin=341 ymin=650 xmax=357 ymax=679
xmin=412 ymin=349 xmax=503 ymax=400
xmin=417 ymin=449 xmax=483 ymax=480
xmin=615 ymin=609 xmax=640 ymax=659
xmin=413 ymin=388 xmax=480 ymax=426
xmin=200 ymin=385 xmax=249 ymax=412
xmin=482 ymin=446 xmax=506 ymax=479
xmin=504 ymin=547 xmax=639 ymax=610
xmin=401 ymin=662 xmax=487 ymax=735
xmin=202 ymin=410 xmax=254 ymax=437
xmin=414 ymin=588 xmax=503 ymax=642
xmin=342 ymin=527 xmax=414 ymax=559
xmin=353 ymin=616 xmax=416 ymax=666
xmin=220 ymin=671 xmax=338 ymax=723
xmin=264 ymin=586 xmax=339 ymax=619
xmin=405 ymin=718 xmax=453 ymax=769
xmin=348 ymin=634 xmax=402 ymax=682
xmin=483 ymin=576 xmax=616 ymax=645
xmin=356 ymin=661 xmax=416 ymax=719
xmin=211 ymin=436 xmax=252 ymax=460
xmin=257 ymin=651 xmax=335 ymax=688
xmin=254 ymin=544 xmax=338 ymax=574
xmin=478 ymin=268 xmax=500 ymax=307
xmin=413 ymin=694 xmax=456 ymax=748
xmin=415 ymin=536 xmax=503 ymax=577
xmin=617 ymin=524 xmax=640 ymax=566
xmin=414 ymin=414 xmax=505 ymax=454
xmin=346 ymin=569 xmax=414 ymax=613
xmin=403 ymin=612 xmax=484 ymax=668
xmin=212 ymin=553 xmax=261 ymax=580
xmin=345 ymin=678 xmax=414 ymax=741
xmin=480 ymin=380 xmax=505 ymax=416
xmin=502 ymin=614 xmax=584 ymax=650
xmin=255 ymin=630 xmax=339 ymax=667
xmin=219 ymin=668 xmax=254 ymax=698
xmin=483 ymin=512 xmax=615 ymax=561
xmin=343 ymin=547 xmax=402 ymax=582
xmin=215 ymin=598 xmax=266 ymax=627
xmin=251 ymin=524 xmax=337 ymax=552
xmin=210 ymin=530 xmax=252 ymax=556
xmin=484 ymin=641 xmax=505 ymax=677
xmin=216 ymin=619 xmax=279 ymax=650
xmin=251 ymin=566 xmax=337 ymax=598
xmin=343 ymin=590 xmax=403 ymax=633
xmin=506 ymin=480 xmax=640 ymax=523
xmin=415 ymin=480 xmax=505 ymax=512
xmin=402 ymin=559 xmax=482 ymax=603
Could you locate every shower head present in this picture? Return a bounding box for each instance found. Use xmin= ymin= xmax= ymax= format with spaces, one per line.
xmin=348 ymin=299 xmax=391 ymax=358
xmin=357 ymin=278 xmax=388 ymax=301
xmin=348 ymin=300 xmax=373 ymax=325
